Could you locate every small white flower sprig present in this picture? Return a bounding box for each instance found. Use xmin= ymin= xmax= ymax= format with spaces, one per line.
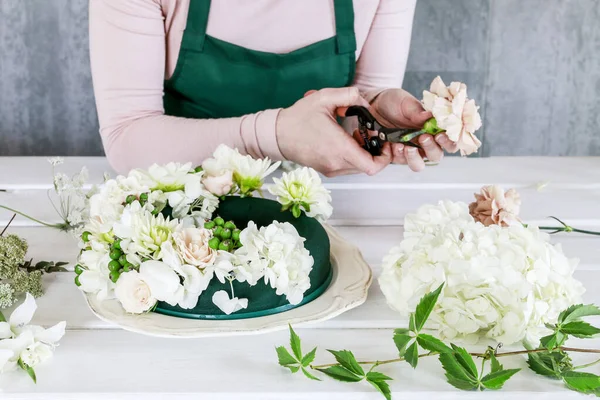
xmin=277 ymin=287 xmax=600 ymax=399
xmin=75 ymin=146 xmax=331 ymax=315
xmin=420 ymin=76 xmax=483 ymax=156
xmin=0 ymin=294 xmax=66 ymax=383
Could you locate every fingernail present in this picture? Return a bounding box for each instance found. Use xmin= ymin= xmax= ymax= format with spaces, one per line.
xmin=421 ymin=136 xmax=431 ymax=145
xmin=408 ymin=147 xmax=418 ymax=154
xmin=435 ymin=135 xmax=446 ymax=144
xmin=395 ymin=145 xmax=404 ymax=155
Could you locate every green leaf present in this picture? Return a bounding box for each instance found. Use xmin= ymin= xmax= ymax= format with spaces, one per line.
xmin=292 ymin=203 xmax=301 ymax=218
xmin=281 ymin=203 xmax=292 ymax=212
xmin=559 ymin=304 xmax=600 ymax=324
xmin=481 ymin=369 xmax=520 ymax=390
xmin=489 ymin=353 xmax=502 ymax=374
xmin=404 ymin=341 xmax=419 ymax=369
xmin=409 ymin=313 xmax=416 ymax=332
xmin=327 ymin=350 xmax=364 ymax=377
xmin=439 ymin=352 xmax=479 ymax=390
xmin=367 ymin=373 xmax=392 ymax=400
xmin=413 ymin=283 xmax=444 ymax=332
xmin=540 ymin=331 xmax=566 ymax=350
xmin=562 ymin=371 xmax=600 ymax=394
xmin=302 ymin=347 xmax=318 ymax=367
xmin=527 ymin=352 xmax=572 ymax=379
xmin=319 ymin=365 xmax=364 ymax=382
xmin=17 ymin=359 xmax=37 ymax=383
xmin=276 ymin=346 xmax=299 ymax=370
xmin=450 ymin=344 xmax=479 ymax=379
xmin=393 ymin=331 xmax=412 ymax=356
xmin=301 ymin=368 xmax=321 ymax=381
xmin=0 ymin=311 xmax=6 ymax=323
xmin=301 ymin=201 xmax=311 ymax=213
xmin=560 ymin=321 xmax=600 ymax=338
xmin=417 ymin=334 xmax=452 ymax=354
xmin=289 ymin=325 xmax=302 ymax=360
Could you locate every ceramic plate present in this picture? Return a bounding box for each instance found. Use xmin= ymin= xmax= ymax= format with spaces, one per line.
xmin=83 ymin=225 xmax=372 ymax=338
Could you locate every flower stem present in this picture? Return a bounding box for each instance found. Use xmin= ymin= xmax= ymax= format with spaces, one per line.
xmin=0 ymin=310 xmax=5 ymax=322
xmin=0 ymin=205 xmax=59 ymax=229
xmin=310 ymin=347 xmax=600 ymax=369
xmin=0 ymin=213 xmax=16 ymax=236
xmin=573 ymin=357 xmax=600 ymax=370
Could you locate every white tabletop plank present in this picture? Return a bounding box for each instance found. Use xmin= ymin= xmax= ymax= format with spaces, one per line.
xmin=1 ymin=328 xmax=597 ymax=399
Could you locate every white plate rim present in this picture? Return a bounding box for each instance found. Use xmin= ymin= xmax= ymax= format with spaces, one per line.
xmin=83 ymin=225 xmax=373 ymax=338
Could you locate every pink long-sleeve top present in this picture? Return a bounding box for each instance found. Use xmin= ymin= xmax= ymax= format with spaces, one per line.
xmin=89 ymin=0 xmax=416 ymax=173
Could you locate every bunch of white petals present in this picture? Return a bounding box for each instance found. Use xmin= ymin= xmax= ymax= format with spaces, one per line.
xmin=379 ymin=201 xmax=584 ymax=346
xmin=0 ymin=294 xmax=66 ymax=374
xmin=268 ymin=167 xmax=332 ymax=222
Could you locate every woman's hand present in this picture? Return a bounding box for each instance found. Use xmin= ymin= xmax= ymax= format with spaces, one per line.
xmin=276 ymin=87 xmax=392 ymax=177
xmin=370 ymin=88 xmax=458 ymax=171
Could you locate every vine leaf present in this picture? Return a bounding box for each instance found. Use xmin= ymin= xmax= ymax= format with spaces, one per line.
xmin=319 ymin=365 xmax=363 ymax=382
xmin=276 ymin=325 xmax=320 ymax=380
xmin=327 ymin=350 xmax=365 ymax=377
xmin=439 ymin=349 xmax=479 ymax=390
xmin=558 ymin=304 xmax=600 ymax=325
xmin=301 ymin=368 xmax=321 ymax=381
xmin=480 ymin=369 xmax=521 ymax=390
xmin=404 ymin=341 xmax=419 ymax=369
xmin=276 ymin=346 xmax=300 ymax=372
xmin=417 ymin=334 xmax=451 ymax=354
xmin=413 ymin=283 xmax=444 ymax=333
xmin=562 ymin=371 xmax=600 ymax=394
xmin=451 ymin=344 xmax=478 ymax=378
xmin=559 ymin=321 xmax=600 ymax=338
xmin=527 ymin=351 xmax=571 ymax=379
xmin=393 ymin=329 xmax=412 ymax=357
xmin=290 ymin=325 xmax=303 ymax=360
xmin=489 ymin=352 xmax=502 ymax=374
xmin=366 ymin=371 xmax=393 ymax=400
xmin=539 ymin=331 xmax=566 ymax=350
xmin=302 ymin=347 xmax=318 ymax=367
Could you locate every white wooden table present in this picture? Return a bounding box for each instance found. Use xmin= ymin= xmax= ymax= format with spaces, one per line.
xmin=1 ymin=157 xmax=599 ymax=399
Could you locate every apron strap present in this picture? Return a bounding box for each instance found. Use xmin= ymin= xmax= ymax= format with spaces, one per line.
xmin=181 ymin=0 xmax=212 ymax=52
xmin=334 ymin=0 xmax=356 ymax=54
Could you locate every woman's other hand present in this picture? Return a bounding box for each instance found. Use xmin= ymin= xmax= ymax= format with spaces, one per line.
xmin=370 ymin=88 xmax=458 ymax=172
xmin=276 ymin=88 xmax=392 ymax=177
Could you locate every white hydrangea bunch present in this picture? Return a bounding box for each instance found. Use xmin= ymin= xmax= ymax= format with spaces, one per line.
xmin=268 ymin=167 xmax=332 ymax=222
xmin=379 ymin=200 xmax=584 ymax=346
xmin=0 ymin=294 xmax=66 ymax=380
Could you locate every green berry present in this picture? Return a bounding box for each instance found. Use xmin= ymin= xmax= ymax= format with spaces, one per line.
xmin=140 ymin=193 xmax=149 ymax=201
xmin=214 ymin=217 xmax=224 ymax=226
xmin=219 ymin=240 xmax=231 ymax=252
xmin=126 ymin=194 xmax=137 ymax=204
xmin=112 ymin=239 xmax=121 ymax=250
xmin=74 ymin=275 xmax=81 ymax=287
xmin=82 ymin=231 xmax=91 ymax=242
xmin=204 ymin=221 xmax=216 ymax=230
xmin=109 ymin=249 xmax=122 ymax=260
xmin=118 ymin=255 xmax=128 ymax=266
xmin=232 ymin=229 xmax=241 ymax=241
xmin=74 ymin=264 xmax=84 ymax=275
xmin=108 ymin=260 xmax=121 ymax=272
xmin=209 ymin=237 xmax=221 ymax=250
xmin=110 ymin=271 xmax=121 ymax=283
xmin=194 ymin=166 xmax=203 ymax=173
xmin=224 ymin=221 xmax=236 ymax=230
xmin=221 ymin=228 xmax=232 ymax=240
xmin=123 ymin=263 xmax=133 ymax=272
xmin=151 ymin=208 xmax=160 ymax=215
xmin=213 ymin=226 xmax=224 ymax=238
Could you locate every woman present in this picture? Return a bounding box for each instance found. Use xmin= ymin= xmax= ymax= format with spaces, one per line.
xmin=90 ymin=0 xmax=457 ymax=176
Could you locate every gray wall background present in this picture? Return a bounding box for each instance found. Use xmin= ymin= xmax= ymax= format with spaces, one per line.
xmin=1 ymin=0 xmax=599 ymax=157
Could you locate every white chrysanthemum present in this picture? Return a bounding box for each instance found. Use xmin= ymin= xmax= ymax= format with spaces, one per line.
xmin=379 ymin=201 xmax=584 ymax=346
xmin=113 ymin=202 xmax=180 ymax=257
xmin=268 ymin=167 xmax=332 ymax=222
xmin=142 ymin=162 xmax=195 ymax=192
xmin=234 ymin=221 xmax=313 ymax=305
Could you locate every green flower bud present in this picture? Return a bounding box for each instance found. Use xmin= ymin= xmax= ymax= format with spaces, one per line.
xmin=123 ymin=263 xmax=133 ymax=272
xmin=81 ymin=231 xmax=91 ymax=242
xmin=126 ymin=194 xmax=137 ymax=204
xmin=74 ymin=275 xmax=81 ymax=287
xmin=204 ymin=221 xmax=216 ymax=230
xmin=140 ymin=193 xmax=149 ymax=201
xmin=208 ymin=237 xmax=221 ymax=250
xmin=221 ymin=228 xmax=232 ymax=240
xmin=214 ymin=217 xmax=225 ymax=227
xmin=219 ymin=240 xmax=232 ymax=252
xmin=108 ymin=260 xmax=121 ymax=272
xmin=224 ymin=221 xmax=236 ymax=230
xmin=112 ymin=239 xmax=122 ymax=250
xmin=213 ymin=226 xmax=224 ymax=238
xmin=109 ymin=249 xmax=122 ymax=260
xmin=74 ymin=264 xmax=84 ymax=275
xmin=422 ymin=117 xmax=442 ymax=134
xmin=194 ymin=166 xmax=203 ymax=173
xmin=232 ymin=229 xmax=241 ymax=242
xmin=109 ymin=271 xmax=121 ymax=283
xmin=118 ymin=254 xmax=128 ymax=266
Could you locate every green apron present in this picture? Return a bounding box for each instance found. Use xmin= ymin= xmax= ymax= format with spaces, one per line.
xmin=163 ymin=0 xmax=357 ymax=119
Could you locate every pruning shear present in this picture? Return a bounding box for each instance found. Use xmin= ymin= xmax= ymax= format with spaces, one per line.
xmin=345 ymin=106 xmax=427 ymax=156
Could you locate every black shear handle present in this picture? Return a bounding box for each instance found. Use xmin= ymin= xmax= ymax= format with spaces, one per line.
xmin=345 ymin=106 xmax=384 ymax=156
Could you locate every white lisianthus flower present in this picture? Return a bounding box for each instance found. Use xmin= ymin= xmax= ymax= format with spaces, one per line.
xmin=234 ymin=221 xmax=313 ymax=305
xmin=203 ymin=144 xmax=280 ymax=196
xmin=422 ymin=76 xmax=482 ymax=156
xmin=268 ymin=167 xmax=332 ymax=222
xmin=0 ymin=294 xmax=66 ymax=373
xmin=113 ymin=202 xmax=180 ymax=257
xmin=379 ymin=201 xmax=584 ymax=346
xmin=77 ymin=249 xmax=115 ymax=300
xmin=143 ymin=162 xmax=195 ymax=192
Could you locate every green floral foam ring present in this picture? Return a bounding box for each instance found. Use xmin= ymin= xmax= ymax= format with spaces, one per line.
xmin=154 ymin=196 xmax=332 ymax=320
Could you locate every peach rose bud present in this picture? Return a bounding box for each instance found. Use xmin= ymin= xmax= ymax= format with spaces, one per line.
xmin=202 ymin=170 xmax=234 ymax=196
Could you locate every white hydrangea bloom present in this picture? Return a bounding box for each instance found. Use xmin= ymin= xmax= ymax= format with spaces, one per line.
xmin=379 ymin=201 xmax=584 ymax=346
xmin=268 ymin=167 xmax=332 ymax=222
xmin=234 ymin=221 xmax=313 ymax=305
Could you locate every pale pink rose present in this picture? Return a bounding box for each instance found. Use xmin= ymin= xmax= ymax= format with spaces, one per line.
xmin=173 ymin=227 xmax=217 ymax=268
xmin=202 ymin=170 xmax=234 ymax=196
xmin=422 ymin=76 xmax=482 ymax=156
xmin=469 ymin=185 xmax=522 ymax=227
